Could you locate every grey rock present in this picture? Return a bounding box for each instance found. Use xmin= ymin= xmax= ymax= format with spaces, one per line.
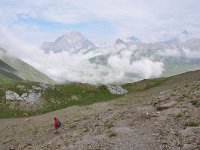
xmin=21 ymin=93 xmax=28 ymax=99
xmin=39 ymin=83 xmax=53 ymax=90
xmin=32 ymin=84 xmax=53 ymax=92
xmin=107 ymin=85 xmax=128 ymax=94
xmin=5 ymin=90 xmax=23 ymax=101
xmin=41 ymin=32 xmax=96 ymax=54
xmin=32 ymin=85 xmax=43 ymax=91
xmin=182 ymin=144 xmax=193 ymax=150
xmin=21 ymin=92 xmax=41 ymax=103
xmin=156 ymin=101 xmax=176 ymax=111
xmin=16 ymin=85 xmax=26 ymax=91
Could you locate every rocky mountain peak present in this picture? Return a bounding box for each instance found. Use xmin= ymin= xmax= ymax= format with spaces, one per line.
xmin=115 ymin=36 xmax=141 ymax=45
xmin=115 ymin=38 xmax=125 ymax=45
xmin=41 ymin=32 xmax=96 ymax=53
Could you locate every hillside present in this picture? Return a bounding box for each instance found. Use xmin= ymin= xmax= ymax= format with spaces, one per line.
xmin=0 ymin=70 xmax=200 ymax=149
xmin=0 ymin=47 xmax=54 ymax=84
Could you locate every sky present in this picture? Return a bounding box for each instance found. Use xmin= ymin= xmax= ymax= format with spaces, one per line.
xmin=1 ymin=0 xmax=200 ymax=45
xmin=0 ymin=0 xmax=200 ymax=83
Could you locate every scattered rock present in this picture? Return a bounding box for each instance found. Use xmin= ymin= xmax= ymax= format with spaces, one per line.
xmin=2 ymin=139 xmax=12 ymax=144
xmin=182 ymin=144 xmax=193 ymax=150
xmin=21 ymin=92 xmax=41 ymax=103
xmin=179 ymin=127 xmax=200 ymax=137
xmin=23 ymin=113 xmax=29 ymax=117
xmin=5 ymin=90 xmax=23 ymax=101
xmin=39 ymin=83 xmax=53 ymax=90
xmin=25 ymin=119 xmax=30 ymax=122
xmin=107 ymin=85 xmax=128 ymax=94
xmin=32 ymin=85 xmax=43 ymax=91
xmin=71 ymin=95 xmax=79 ymax=100
xmin=16 ymin=85 xmax=26 ymax=91
xmin=156 ymin=101 xmax=176 ymax=111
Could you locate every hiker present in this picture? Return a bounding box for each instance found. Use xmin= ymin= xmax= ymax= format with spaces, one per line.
xmin=54 ymin=117 xmax=61 ymax=133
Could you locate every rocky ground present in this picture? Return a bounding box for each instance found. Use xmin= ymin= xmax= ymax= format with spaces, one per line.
xmin=0 ymin=71 xmax=200 ymax=150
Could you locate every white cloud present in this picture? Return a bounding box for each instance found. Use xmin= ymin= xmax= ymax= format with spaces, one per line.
xmin=158 ymin=49 xmax=181 ymax=57
xmin=182 ymin=48 xmax=200 ymax=59
xmin=1 ymin=0 xmax=200 ymax=43
xmin=0 ymin=0 xmax=200 ymax=84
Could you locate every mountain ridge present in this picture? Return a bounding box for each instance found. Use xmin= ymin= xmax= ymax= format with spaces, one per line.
xmin=0 ymin=47 xmax=54 ymax=84
xmin=41 ymin=32 xmax=96 ymax=54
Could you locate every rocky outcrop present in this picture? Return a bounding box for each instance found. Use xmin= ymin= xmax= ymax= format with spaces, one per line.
xmin=107 ymin=85 xmax=128 ymax=94
xmin=5 ymin=91 xmax=41 ymax=103
xmin=16 ymin=85 xmax=26 ymax=91
xmin=5 ymin=90 xmax=23 ymax=101
xmin=21 ymin=93 xmax=41 ymax=103
xmin=32 ymin=84 xmax=53 ymax=91
xmin=5 ymin=84 xmax=52 ymax=103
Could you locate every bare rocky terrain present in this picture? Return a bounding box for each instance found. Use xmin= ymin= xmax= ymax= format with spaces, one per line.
xmin=0 ymin=71 xmax=200 ymax=150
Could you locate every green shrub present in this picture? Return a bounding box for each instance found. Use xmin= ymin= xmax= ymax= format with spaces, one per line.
xmin=185 ymin=121 xmax=199 ymax=127
xmin=191 ymin=99 xmax=200 ymax=106
xmin=106 ymin=123 xmax=114 ymax=129
xmin=108 ymin=132 xmax=117 ymax=138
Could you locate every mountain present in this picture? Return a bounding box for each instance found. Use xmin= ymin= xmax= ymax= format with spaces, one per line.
xmin=115 ymin=36 xmax=141 ymax=45
xmin=0 ymin=47 xmax=54 ymax=84
xmin=40 ymin=32 xmax=200 ymax=84
xmin=89 ymin=38 xmax=200 ymax=82
xmin=41 ymin=32 xmax=96 ymax=54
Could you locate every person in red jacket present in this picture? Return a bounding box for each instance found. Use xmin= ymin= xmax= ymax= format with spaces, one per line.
xmin=54 ymin=117 xmax=61 ymax=133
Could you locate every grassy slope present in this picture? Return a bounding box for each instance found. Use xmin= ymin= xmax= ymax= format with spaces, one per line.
xmin=0 ymin=76 xmax=16 ymax=84
xmin=1 ymin=54 xmax=54 ymax=84
xmin=122 ymin=78 xmax=168 ymax=92
xmin=0 ymin=68 xmax=22 ymax=81
xmin=0 ymin=59 xmax=22 ymax=82
xmin=0 ymin=82 xmax=121 ymax=118
xmin=0 ymin=78 xmax=176 ymax=119
xmin=0 ymin=70 xmax=200 ymax=119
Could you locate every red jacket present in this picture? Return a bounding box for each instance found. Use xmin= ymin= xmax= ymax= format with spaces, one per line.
xmin=54 ymin=118 xmax=59 ymax=129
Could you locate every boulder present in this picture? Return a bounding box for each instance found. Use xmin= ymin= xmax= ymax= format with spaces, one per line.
xmin=32 ymin=84 xmax=53 ymax=91
xmin=156 ymin=101 xmax=176 ymax=111
xmin=39 ymin=83 xmax=53 ymax=90
xmin=16 ymin=85 xmax=26 ymax=91
xmin=107 ymin=85 xmax=128 ymax=94
xmin=5 ymin=90 xmax=23 ymax=101
xmin=21 ymin=92 xmax=41 ymax=103
xmin=32 ymin=85 xmax=43 ymax=91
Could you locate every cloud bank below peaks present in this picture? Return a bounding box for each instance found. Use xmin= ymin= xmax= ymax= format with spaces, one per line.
xmin=28 ymin=48 xmax=164 ymax=84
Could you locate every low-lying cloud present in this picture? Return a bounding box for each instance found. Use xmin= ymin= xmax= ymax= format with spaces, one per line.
xmin=28 ymin=50 xmax=164 ymax=84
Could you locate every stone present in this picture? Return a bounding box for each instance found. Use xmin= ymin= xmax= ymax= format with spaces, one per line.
xmin=39 ymin=83 xmax=51 ymax=90
xmin=2 ymin=139 xmax=12 ymax=144
xmin=156 ymin=101 xmax=176 ymax=111
xmin=107 ymin=85 xmax=128 ymax=94
xmin=182 ymin=144 xmax=192 ymax=150
xmin=5 ymin=90 xmax=23 ymax=101
xmin=71 ymin=95 xmax=79 ymax=100
xmin=16 ymin=85 xmax=26 ymax=90
xmin=32 ymin=86 xmax=43 ymax=91
xmin=21 ymin=93 xmax=28 ymax=99
xmin=22 ymin=93 xmax=41 ymax=103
